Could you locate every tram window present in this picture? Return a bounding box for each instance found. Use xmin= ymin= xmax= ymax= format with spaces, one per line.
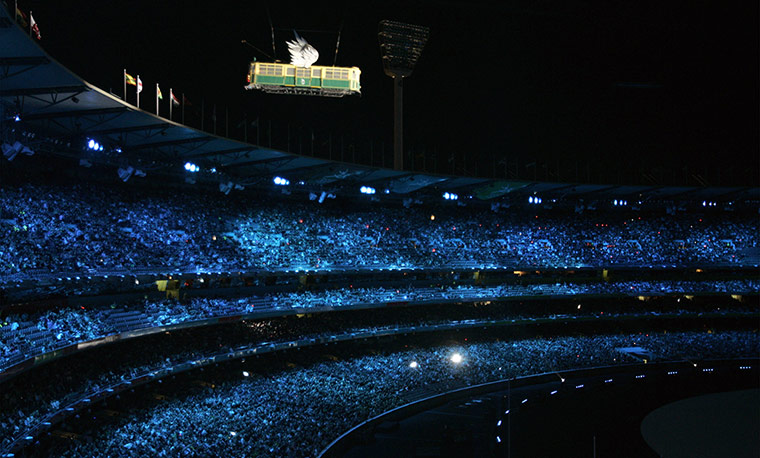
xmin=286 ymin=67 xmax=295 ymax=76
xmin=312 ymin=69 xmax=321 ymax=77
xmin=259 ymin=65 xmax=281 ymax=76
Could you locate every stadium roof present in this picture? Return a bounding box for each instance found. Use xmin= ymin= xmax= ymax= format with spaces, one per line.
xmin=1 ymin=7 xmax=757 ymax=203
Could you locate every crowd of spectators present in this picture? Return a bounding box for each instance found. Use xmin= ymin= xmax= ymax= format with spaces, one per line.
xmin=38 ymin=330 xmax=760 ymax=458
xmin=2 ymin=279 xmax=757 ymax=372
xmin=1 ymin=180 xmax=757 ymax=456
xmin=0 ymin=294 xmax=756 ymax=454
xmin=1 ymin=183 xmax=757 ymax=279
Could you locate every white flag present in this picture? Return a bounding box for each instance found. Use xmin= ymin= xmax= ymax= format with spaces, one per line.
xmin=30 ymin=12 xmax=41 ymax=40
xmin=137 ymin=76 xmax=143 ymax=94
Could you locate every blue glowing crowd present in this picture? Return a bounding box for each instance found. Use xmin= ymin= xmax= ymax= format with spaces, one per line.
xmin=1 ymin=183 xmax=757 ymax=280
xmin=0 ymin=179 xmax=758 ymax=458
xmin=1 ymin=279 xmax=757 ymax=373
xmin=4 ymin=328 xmax=756 ymax=457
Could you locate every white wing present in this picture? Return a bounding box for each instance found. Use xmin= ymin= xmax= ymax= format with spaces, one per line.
xmin=287 ymin=34 xmax=319 ymax=67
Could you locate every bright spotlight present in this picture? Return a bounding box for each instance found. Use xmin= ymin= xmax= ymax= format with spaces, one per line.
xmin=409 ymin=361 xmax=418 ymax=368
xmin=242 ymin=371 xmax=250 ymax=377
xmin=13 ymin=114 xmax=21 ymax=122
xmin=529 ymin=196 xmax=534 ymax=204
xmin=450 ymin=353 xmax=463 ymax=364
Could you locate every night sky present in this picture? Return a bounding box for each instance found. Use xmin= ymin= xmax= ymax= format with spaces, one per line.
xmin=17 ymin=0 xmax=760 ymax=184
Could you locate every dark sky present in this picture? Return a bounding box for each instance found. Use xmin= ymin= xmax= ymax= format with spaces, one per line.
xmin=19 ymin=0 xmax=760 ymax=184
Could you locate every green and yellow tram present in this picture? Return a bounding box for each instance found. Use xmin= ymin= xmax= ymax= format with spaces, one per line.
xmin=245 ymin=62 xmax=361 ymax=97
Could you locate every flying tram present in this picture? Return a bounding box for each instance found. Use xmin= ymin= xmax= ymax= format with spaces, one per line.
xmin=245 ymin=32 xmax=361 ymax=97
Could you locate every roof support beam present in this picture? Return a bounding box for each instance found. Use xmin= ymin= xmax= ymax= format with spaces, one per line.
xmin=128 ymin=135 xmax=212 ymax=150
xmin=22 ymin=106 xmax=129 ymax=120
xmin=183 ymin=146 xmax=261 ymax=160
xmin=89 ymin=123 xmax=169 ymax=135
xmin=0 ymin=85 xmax=87 ymax=96
xmin=222 ymin=156 xmax=295 ymax=169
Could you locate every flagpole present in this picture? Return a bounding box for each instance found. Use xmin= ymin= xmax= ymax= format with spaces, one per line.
xmin=156 ymin=83 xmax=159 ymax=115
xmin=28 ymin=10 xmax=32 ymax=36
xmin=14 ymin=0 xmax=18 ymax=22
xmin=123 ymin=69 xmax=127 ymax=102
xmin=169 ymin=89 xmax=173 ymax=121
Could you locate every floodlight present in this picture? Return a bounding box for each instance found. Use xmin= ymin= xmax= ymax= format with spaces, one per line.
xmin=378 ymin=20 xmax=429 ymax=171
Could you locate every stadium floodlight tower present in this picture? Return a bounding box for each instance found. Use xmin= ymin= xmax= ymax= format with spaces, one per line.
xmin=378 ymin=20 xmax=429 ymax=171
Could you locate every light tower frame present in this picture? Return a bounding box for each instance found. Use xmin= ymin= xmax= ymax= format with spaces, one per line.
xmin=378 ymin=20 xmax=429 ymax=171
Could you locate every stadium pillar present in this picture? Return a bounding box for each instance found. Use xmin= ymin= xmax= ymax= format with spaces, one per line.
xmin=394 ymin=76 xmax=403 ymax=171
